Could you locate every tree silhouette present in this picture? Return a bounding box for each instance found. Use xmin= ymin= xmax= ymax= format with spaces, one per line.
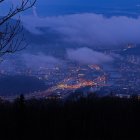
xmin=0 ymin=0 xmax=36 ymax=57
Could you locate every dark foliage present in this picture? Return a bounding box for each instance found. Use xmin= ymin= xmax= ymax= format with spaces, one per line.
xmin=0 ymin=96 xmax=140 ymax=140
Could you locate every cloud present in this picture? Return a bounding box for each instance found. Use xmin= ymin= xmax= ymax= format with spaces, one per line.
xmin=0 ymin=53 xmax=62 ymax=74
xmin=22 ymin=13 xmax=140 ymax=48
xmin=22 ymin=53 xmax=62 ymax=69
xmin=67 ymin=47 xmax=113 ymax=65
xmin=0 ymin=59 xmax=17 ymax=74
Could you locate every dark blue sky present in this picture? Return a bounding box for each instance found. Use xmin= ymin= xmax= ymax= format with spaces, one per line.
xmin=34 ymin=0 xmax=140 ymax=16
xmin=1 ymin=0 xmax=140 ymax=16
xmin=37 ymin=0 xmax=139 ymax=6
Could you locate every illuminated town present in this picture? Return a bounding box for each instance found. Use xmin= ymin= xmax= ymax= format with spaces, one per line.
xmin=1 ymin=44 xmax=140 ymax=100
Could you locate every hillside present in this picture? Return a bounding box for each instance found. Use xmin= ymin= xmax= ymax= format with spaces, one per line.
xmin=0 ymin=97 xmax=139 ymax=140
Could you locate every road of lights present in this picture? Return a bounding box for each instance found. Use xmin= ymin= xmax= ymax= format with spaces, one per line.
xmin=24 ymin=74 xmax=108 ymax=99
xmin=57 ymin=81 xmax=96 ymax=90
xmin=43 ymin=75 xmax=107 ymax=93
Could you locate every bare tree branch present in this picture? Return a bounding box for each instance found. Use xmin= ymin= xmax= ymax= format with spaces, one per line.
xmin=0 ymin=0 xmax=36 ymax=25
xmin=0 ymin=0 xmax=36 ymax=57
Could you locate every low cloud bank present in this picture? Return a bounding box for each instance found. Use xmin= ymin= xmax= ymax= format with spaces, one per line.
xmin=22 ymin=13 xmax=140 ymax=48
xmin=0 ymin=47 xmax=113 ymax=74
xmin=22 ymin=53 xmax=61 ymax=69
xmin=0 ymin=53 xmax=62 ymax=74
xmin=67 ymin=47 xmax=113 ymax=65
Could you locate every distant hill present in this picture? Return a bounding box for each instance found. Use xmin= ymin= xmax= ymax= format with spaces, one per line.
xmin=121 ymin=46 xmax=140 ymax=56
xmin=0 ymin=75 xmax=46 ymax=96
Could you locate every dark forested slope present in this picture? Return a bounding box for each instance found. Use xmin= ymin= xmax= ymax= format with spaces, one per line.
xmin=0 ymin=97 xmax=139 ymax=140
